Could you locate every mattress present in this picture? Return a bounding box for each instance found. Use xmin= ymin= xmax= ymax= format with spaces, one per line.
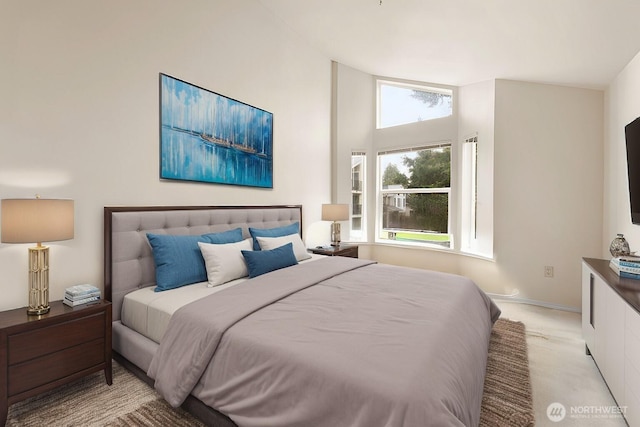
xmin=121 ymin=281 xmax=236 ymax=343
xmin=121 ymin=254 xmax=325 ymax=343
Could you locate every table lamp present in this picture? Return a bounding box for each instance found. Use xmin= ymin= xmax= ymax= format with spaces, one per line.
xmin=321 ymin=204 xmax=349 ymax=246
xmin=1 ymin=197 xmax=74 ymax=315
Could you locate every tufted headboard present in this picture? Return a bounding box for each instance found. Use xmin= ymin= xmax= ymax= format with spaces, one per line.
xmin=104 ymin=205 xmax=303 ymax=321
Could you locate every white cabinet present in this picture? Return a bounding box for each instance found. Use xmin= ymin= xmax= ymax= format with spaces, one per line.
xmin=582 ymin=258 xmax=640 ymax=427
xmin=625 ymin=305 xmax=640 ymax=427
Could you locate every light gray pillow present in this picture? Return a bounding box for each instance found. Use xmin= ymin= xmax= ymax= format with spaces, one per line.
xmin=198 ymin=238 xmax=253 ymax=287
xmin=257 ymin=234 xmax=312 ymax=262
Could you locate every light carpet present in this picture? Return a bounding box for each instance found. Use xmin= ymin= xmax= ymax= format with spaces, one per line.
xmin=7 ymin=318 xmax=532 ymax=426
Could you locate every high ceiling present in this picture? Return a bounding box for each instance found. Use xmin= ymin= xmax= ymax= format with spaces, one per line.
xmin=259 ymin=0 xmax=640 ymax=89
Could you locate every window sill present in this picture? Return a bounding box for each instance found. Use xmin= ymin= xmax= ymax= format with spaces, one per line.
xmin=372 ymin=240 xmax=495 ymax=261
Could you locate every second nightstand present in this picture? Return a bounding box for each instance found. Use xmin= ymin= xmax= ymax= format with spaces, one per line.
xmin=309 ymin=244 xmax=358 ymax=258
xmin=0 ymin=300 xmax=112 ymax=426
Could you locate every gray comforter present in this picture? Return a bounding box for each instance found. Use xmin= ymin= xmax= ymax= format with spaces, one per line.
xmin=148 ymin=257 xmax=501 ymax=427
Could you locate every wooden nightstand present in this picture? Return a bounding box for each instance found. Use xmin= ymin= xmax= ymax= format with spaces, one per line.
xmin=309 ymin=244 xmax=358 ymax=258
xmin=0 ymin=300 xmax=112 ymax=425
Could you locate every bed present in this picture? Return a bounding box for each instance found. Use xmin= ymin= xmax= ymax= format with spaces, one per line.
xmin=105 ymin=205 xmax=500 ymax=427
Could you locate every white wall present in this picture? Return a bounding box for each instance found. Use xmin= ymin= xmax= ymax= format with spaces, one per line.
xmin=333 ymin=62 xmax=374 ymax=209
xmin=604 ymin=50 xmax=640 ymax=257
xmin=0 ymin=0 xmax=332 ymax=311
xmin=493 ymin=80 xmax=603 ymax=309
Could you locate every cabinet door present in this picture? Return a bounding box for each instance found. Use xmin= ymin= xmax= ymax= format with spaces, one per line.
xmin=592 ymin=276 xmax=626 ymax=404
xmin=602 ymin=282 xmax=626 ymax=405
xmin=625 ymin=305 xmax=640 ymax=427
xmin=581 ymin=262 xmax=595 ymax=352
xmin=592 ymin=275 xmax=606 ymax=362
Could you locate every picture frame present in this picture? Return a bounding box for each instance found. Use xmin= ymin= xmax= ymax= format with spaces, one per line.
xmin=159 ymin=73 xmax=273 ymax=188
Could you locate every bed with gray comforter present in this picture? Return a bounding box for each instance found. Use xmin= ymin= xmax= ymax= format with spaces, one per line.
xmin=106 ymin=206 xmax=500 ymax=427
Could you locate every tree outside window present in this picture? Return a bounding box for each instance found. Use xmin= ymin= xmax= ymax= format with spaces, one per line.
xmin=377 ymin=81 xmax=452 ymax=129
xmin=379 ymin=145 xmax=451 ymax=247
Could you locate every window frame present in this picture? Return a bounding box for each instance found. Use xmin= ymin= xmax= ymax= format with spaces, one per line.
xmin=350 ymin=151 xmax=367 ymax=242
xmin=376 ymin=79 xmax=453 ymax=129
xmin=376 ymin=143 xmax=453 ymax=249
xmin=461 ymin=135 xmax=478 ymax=251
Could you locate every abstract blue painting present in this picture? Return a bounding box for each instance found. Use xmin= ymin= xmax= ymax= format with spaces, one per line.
xmin=160 ymin=74 xmax=273 ymax=188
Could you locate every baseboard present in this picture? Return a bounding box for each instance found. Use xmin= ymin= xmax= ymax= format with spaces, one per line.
xmin=487 ymin=293 xmax=581 ymax=313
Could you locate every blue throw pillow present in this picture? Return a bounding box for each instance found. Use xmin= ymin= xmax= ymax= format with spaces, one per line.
xmin=147 ymin=228 xmax=243 ymax=292
xmin=241 ymin=242 xmax=298 ymax=278
xmin=248 ymin=222 xmax=300 ymax=250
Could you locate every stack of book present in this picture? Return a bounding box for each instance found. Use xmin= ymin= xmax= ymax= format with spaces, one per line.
xmin=63 ymin=284 xmax=101 ymax=307
xmin=610 ymin=256 xmax=640 ymax=279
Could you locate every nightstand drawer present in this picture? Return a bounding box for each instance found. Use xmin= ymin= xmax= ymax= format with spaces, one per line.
xmin=8 ymin=312 xmax=105 ymax=365
xmin=8 ymin=338 xmax=104 ymax=396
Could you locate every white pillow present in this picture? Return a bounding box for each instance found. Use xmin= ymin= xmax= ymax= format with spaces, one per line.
xmin=256 ymin=233 xmax=312 ymax=262
xmin=198 ymin=238 xmax=253 ymax=287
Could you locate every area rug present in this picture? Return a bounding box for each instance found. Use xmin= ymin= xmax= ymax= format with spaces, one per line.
xmin=480 ymin=318 xmax=535 ymax=427
xmin=7 ymin=318 xmax=533 ymax=426
xmin=106 ymin=399 xmax=205 ymax=427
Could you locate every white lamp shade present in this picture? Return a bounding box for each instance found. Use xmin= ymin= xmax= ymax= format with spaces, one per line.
xmin=321 ymin=204 xmax=349 ymax=221
xmin=1 ymin=198 xmax=74 ymax=244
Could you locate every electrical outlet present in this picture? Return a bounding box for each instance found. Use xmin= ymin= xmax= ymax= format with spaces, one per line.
xmin=544 ymin=266 xmax=554 ymax=278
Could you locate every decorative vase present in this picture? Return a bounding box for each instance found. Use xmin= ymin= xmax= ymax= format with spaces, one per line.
xmin=610 ymin=234 xmax=631 ymax=257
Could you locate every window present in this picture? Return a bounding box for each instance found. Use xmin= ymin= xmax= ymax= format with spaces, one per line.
xmin=377 ymin=144 xmax=451 ymax=248
xmin=461 ymin=135 xmax=478 ymax=250
xmin=460 ymin=133 xmax=493 ymax=258
xmin=377 ymin=81 xmax=453 ymax=129
xmin=350 ymin=151 xmax=366 ymax=242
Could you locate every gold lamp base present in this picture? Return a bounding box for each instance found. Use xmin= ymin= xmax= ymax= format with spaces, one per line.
xmin=27 ymin=305 xmax=50 ymax=316
xmin=330 ymin=222 xmax=342 ymax=247
xmin=27 ymin=244 xmax=50 ymax=316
